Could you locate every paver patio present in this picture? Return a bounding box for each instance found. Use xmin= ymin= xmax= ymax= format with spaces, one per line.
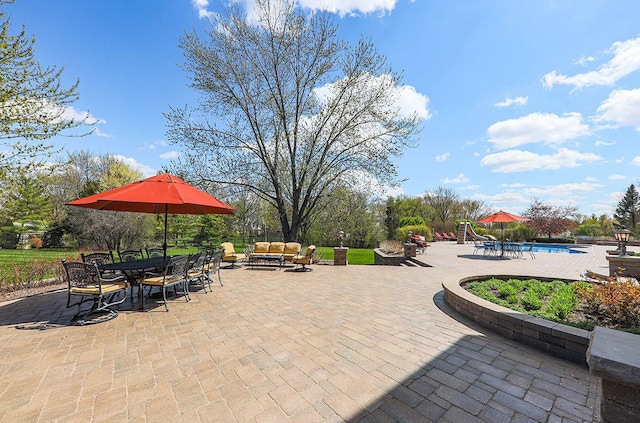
xmin=0 ymin=242 xmax=610 ymax=422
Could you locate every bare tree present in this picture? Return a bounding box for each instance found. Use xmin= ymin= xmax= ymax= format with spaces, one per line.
xmin=423 ymin=186 xmax=462 ymax=230
xmin=166 ymin=0 xmax=422 ymax=241
xmin=460 ymin=199 xmax=492 ymax=222
xmin=55 ymin=152 xmax=152 ymax=250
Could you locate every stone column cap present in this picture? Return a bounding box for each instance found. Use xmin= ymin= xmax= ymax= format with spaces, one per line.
xmin=587 ymin=326 xmax=640 ymax=387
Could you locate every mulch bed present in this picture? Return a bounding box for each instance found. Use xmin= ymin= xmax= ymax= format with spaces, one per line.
xmin=0 ymin=280 xmax=66 ymax=302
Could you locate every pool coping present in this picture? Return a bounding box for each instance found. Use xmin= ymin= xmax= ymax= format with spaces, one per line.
xmin=442 ymin=274 xmax=591 ymax=366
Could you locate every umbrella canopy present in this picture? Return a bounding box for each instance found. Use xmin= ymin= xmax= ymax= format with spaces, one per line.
xmin=66 ymin=173 xmax=234 ymax=256
xmin=477 ymin=210 xmax=530 ymax=224
xmin=477 ymin=210 xmax=530 ymax=257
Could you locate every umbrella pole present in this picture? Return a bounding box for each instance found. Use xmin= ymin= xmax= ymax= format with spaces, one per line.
xmin=501 ymin=223 xmax=504 ymax=257
xmin=163 ymin=207 xmax=168 ymax=259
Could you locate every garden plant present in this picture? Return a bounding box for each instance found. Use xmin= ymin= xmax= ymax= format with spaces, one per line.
xmin=464 ymin=277 xmax=640 ymax=334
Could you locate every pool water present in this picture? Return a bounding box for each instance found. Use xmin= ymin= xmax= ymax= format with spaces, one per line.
xmin=521 ymin=243 xmax=588 ymax=254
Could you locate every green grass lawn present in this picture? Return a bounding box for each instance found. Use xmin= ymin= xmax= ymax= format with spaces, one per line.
xmin=315 ymin=247 xmax=374 ymax=265
xmin=0 ymin=245 xmax=375 ymax=287
xmin=0 ymin=248 xmax=80 ymax=266
xmin=0 ymin=248 xmax=201 ymax=287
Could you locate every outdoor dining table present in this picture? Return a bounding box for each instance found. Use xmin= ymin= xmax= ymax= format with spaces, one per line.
xmin=503 ymin=242 xmax=524 ymax=259
xmin=99 ymin=257 xmax=171 ymax=309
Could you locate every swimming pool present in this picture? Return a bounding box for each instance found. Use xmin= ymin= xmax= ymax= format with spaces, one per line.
xmin=521 ymin=243 xmax=588 ymax=254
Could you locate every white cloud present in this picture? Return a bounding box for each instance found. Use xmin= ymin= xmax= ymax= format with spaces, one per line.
xmin=590 ymin=202 xmax=615 ymax=215
xmin=471 ymin=190 xmax=528 ymax=210
xmin=221 ymin=0 xmax=400 ymax=23
xmin=435 ymin=152 xmax=450 ymax=162
xmin=594 ymin=140 xmax=615 ymax=147
xmin=92 ymin=127 xmax=111 ymax=138
xmin=442 ymin=173 xmax=468 ymax=184
xmin=590 ymin=191 xmax=626 ymax=214
xmin=297 ymin=0 xmax=398 ymax=16
xmin=141 ymin=140 xmax=169 ymax=151
xmin=160 ymin=151 xmax=180 ymax=159
xmin=112 ymin=155 xmax=156 ymax=177
xmin=575 ymin=56 xmax=595 ymax=66
xmin=595 ymin=88 xmax=640 ymax=130
xmin=395 ymin=84 xmax=431 ymax=120
xmin=191 ymin=0 xmax=214 ymax=19
xmin=500 ymin=182 xmax=527 ymax=188
xmin=494 ymin=96 xmax=528 ymax=108
xmin=543 ymin=34 xmax=640 ymax=90
xmin=487 ymin=112 xmax=590 ymax=150
xmin=609 ymin=174 xmax=626 ymax=180
xmin=314 ymin=74 xmax=431 ymax=120
xmin=61 ymin=105 xmax=104 ymax=125
xmin=346 ymin=170 xmax=404 ymax=197
xmin=632 ymin=156 xmax=640 ymax=166
xmin=521 ymin=181 xmax=602 ymax=197
xmin=481 ymin=148 xmax=601 ymax=173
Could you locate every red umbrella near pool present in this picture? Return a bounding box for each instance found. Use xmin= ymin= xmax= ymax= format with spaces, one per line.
xmin=66 ymin=173 xmax=234 ymax=257
xmin=478 ymin=210 xmax=530 ymax=256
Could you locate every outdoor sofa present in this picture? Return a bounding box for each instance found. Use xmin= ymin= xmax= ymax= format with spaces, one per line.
xmin=250 ymin=241 xmax=301 ymax=262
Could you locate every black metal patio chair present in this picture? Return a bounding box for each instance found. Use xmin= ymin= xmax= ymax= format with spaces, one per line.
xmin=63 ymin=260 xmax=128 ymax=325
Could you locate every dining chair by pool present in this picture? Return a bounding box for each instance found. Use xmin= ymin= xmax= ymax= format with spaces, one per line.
xmin=526 ymin=241 xmax=536 ymax=260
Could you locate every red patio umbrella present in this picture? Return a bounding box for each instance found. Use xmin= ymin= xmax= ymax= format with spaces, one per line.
xmin=477 ymin=210 xmax=530 ymax=257
xmin=66 ymin=173 xmax=234 ymax=257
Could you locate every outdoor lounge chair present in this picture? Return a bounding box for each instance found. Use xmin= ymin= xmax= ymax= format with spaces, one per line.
xmin=220 ymin=242 xmax=247 ymax=268
xmin=434 ymin=232 xmax=445 ymax=241
xmin=63 ymin=260 xmax=128 ymax=325
xmin=292 ymin=245 xmax=316 ymax=272
xmin=140 ymin=255 xmax=189 ymax=311
xmin=442 ymin=232 xmax=452 ymax=241
xmin=449 ymin=232 xmax=458 ymax=241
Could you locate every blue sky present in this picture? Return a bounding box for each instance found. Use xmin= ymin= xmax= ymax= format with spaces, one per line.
xmin=9 ymin=0 xmax=640 ymax=217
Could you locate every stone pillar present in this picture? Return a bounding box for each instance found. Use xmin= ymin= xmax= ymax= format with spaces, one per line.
xmin=404 ymin=243 xmax=416 ymax=258
xmin=334 ymin=247 xmax=348 ymax=265
xmin=606 ymin=255 xmax=640 ymax=277
xmin=587 ymin=326 xmax=640 ymax=423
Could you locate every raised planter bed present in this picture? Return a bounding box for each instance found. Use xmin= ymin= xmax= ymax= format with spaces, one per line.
xmin=373 ymin=248 xmax=405 ymax=266
xmin=442 ymin=275 xmax=590 ymax=366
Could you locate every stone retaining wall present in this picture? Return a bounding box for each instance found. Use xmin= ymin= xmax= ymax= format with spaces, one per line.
xmin=373 ymin=249 xmax=405 ymax=266
xmin=442 ymin=275 xmax=590 ymax=366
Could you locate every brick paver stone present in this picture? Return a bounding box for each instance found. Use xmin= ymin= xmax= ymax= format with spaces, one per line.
xmin=0 ymin=242 xmax=607 ymax=422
